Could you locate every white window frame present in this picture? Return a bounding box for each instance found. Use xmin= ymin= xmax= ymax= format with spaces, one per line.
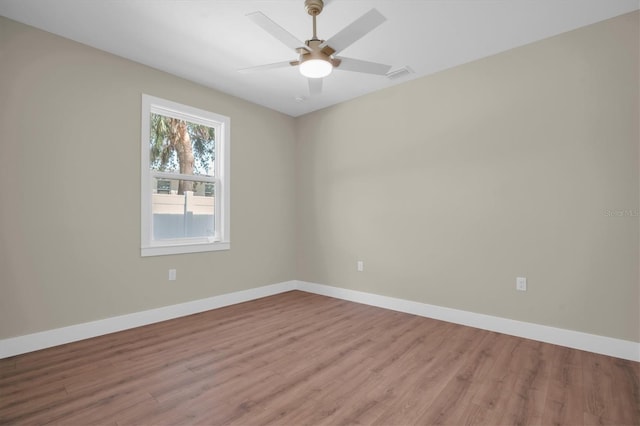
xmin=141 ymin=94 xmax=230 ymax=257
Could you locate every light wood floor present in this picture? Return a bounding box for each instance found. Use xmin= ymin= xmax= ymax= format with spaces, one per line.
xmin=1 ymin=291 xmax=638 ymax=425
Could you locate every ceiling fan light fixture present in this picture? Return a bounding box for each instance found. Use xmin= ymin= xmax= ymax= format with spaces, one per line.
xmin=299 ymin=58 xmax=332 ymax=78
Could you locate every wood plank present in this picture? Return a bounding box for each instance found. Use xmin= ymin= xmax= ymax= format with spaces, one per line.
xmin=583 ymin=351 xmax=640 ymax=425
xmin=493 ymin=340 xmax=552 ymax=426
xmin=416 ymin=331 xmax=503 ymax=425
xmin=541 ymin=345 xmax=584 ymax=426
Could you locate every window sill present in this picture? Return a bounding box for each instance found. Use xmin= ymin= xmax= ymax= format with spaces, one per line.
xmin=141 ymin=241 xmax=230 ymax=257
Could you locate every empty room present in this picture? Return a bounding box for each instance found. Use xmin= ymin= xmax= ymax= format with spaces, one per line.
xmin=0 ymin=0 xmax=638 ymax=425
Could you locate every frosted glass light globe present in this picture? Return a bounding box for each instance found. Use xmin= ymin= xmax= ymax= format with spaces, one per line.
xmin=299 ymin=59 xmax=332 ymax=78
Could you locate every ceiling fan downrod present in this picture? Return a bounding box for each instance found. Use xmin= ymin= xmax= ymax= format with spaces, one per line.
xmin=305 ymin=0 xmax=324 ymax=40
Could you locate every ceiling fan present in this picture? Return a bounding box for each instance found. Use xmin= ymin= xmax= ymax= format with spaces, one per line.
xmin=239 ymin=0 xmax=392 ymax=96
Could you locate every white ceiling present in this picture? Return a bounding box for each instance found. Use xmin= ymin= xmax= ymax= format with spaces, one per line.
xmin=1 ymin=0 xmax=638 ymax=117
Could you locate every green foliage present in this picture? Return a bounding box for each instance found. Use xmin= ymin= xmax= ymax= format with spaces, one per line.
xmin=149 ymin=113 xmax=215 ymax=175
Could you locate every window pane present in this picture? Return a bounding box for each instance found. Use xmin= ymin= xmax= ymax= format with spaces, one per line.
xmin=152 ymin=178 xmax=215 ymax=240
xmin=149 ymin=113 xmax=215 ymax=177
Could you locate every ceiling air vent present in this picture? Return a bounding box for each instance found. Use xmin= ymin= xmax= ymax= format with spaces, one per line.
xmin=386 ymin=66 xmax=414 ymax=80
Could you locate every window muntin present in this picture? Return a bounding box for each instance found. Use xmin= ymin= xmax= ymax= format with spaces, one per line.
xmin=141 ymin=95 xmax=230 ymax=256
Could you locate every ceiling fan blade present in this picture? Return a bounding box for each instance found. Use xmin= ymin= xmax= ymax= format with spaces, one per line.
xmin=335 ymin=57 xmax=391 ymax=75
xmin=308 ymin=78 xmax=323 ymax=95
xmin=319 ymin=9 xmax=386 ymax=55
xmin=247 ymin=11 xmax=309 ymax=52
xmin=238 ymin=60 xmax=293 ymax=73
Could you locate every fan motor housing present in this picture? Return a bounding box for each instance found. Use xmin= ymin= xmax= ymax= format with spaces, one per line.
xmin=299 ymin=40 xmax=328 ymax=62
xmin=298 ymin=40 xmax=341 ymax=67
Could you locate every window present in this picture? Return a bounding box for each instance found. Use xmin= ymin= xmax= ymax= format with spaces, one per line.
xmin=141 ymin=94 xmax=230 ymax=256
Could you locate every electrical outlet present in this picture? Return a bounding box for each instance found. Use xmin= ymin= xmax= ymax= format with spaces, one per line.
xmin=516 ymin=277 xmax=527 ymax=291
xmin=357 ymin=261 xmax=364 ymax=272
xmin=169 ymin=269 xmax=177 ymax=281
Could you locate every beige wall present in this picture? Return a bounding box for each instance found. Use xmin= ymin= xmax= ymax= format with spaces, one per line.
xmin=1 ymin=11 xmax=638 ymax=344
xmin=296 ymin=12 xmax=639 ymax=342
xmin=0 ymin=16 xmax=296 ymax=338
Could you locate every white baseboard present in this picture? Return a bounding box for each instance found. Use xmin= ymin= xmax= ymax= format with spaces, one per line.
xmin=0 ymin=281 xmax=297 ymax=359
xmin=295 ymin=281 xmax=640 ymax=362
xmin=2 ymin=279 xmax=638 ymax=362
